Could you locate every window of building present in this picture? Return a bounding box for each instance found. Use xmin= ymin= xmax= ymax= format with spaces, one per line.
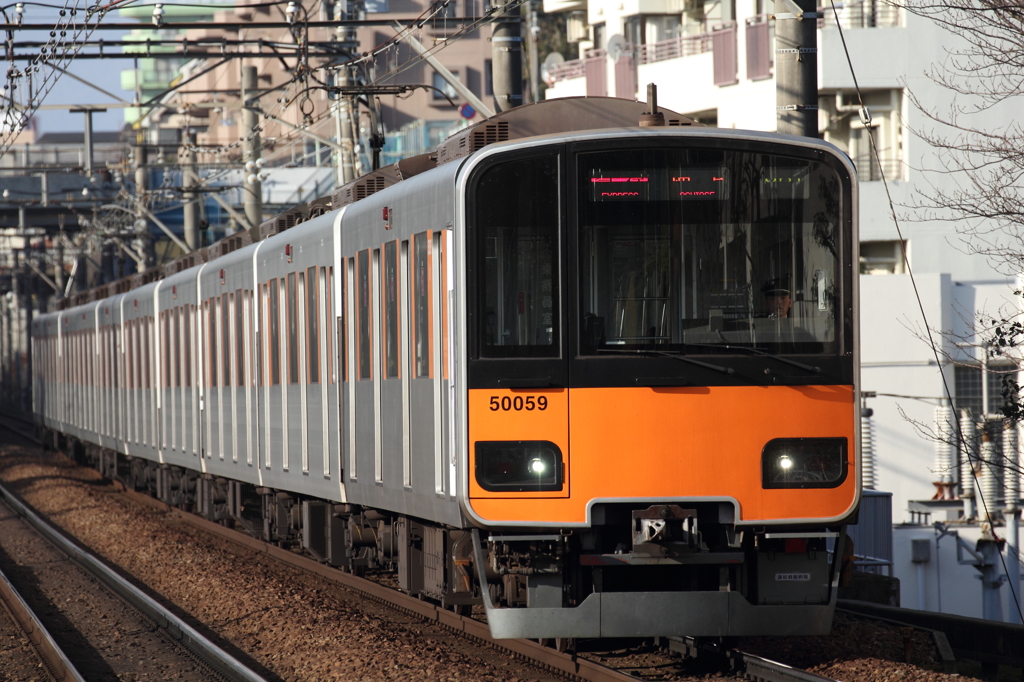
xmin=860 ymin=240 xmax=906 ymax=275
xmin=432 ymin=71 xmax=461 ymax=101
xmin=624 ymin=14 xmax=681 ymax=45
xmin=955 ymin=363 xmax=1016 ymax=418
xmin=484 ymin=60 xmax=493 ymax=96
xmin=821 ymin=89 xmax=904 ymax=182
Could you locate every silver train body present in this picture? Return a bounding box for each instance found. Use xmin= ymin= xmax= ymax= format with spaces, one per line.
xmin=32 ymin=101 xmax=860 ymax=640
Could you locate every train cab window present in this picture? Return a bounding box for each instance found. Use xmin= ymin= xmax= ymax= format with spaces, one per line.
xmin=413 ymin=232 xmax=431 ymax=377
xmin=358 ymin=250 xmax=372 ymax=380
xmin=577 ymin=148 xmax=843 ymax=356
xmin=306 ymin=268 xmax=320 ymax=383
xmin=288 ymin=273 xmax=300 ymax=384
xmin=384 ymin=240 xmax=399 ymax=378
xmin=473 ymin=153 xmax=560 ymax=358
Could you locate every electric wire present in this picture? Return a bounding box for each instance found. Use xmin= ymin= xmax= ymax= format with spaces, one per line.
xmin=827 ymin=0 xmax=1024 ymax=622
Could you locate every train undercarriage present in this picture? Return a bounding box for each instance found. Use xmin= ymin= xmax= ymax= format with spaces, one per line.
xmin=46 ymin=428 xmax=847 ymax=639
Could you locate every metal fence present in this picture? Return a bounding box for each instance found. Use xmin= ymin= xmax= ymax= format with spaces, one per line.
xmin=636 ymin=33 xmax=713 ymax=66
xmin=712 ymin=22 xmax=738 ymax=86
xmin=745 ymin=14 xmax=772 ymax=81
xmin=853 ymin=155 xmax=903 ymax=182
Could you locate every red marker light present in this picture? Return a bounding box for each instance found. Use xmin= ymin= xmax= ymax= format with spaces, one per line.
xmin=382 ymin=207 xmax=390 ymax=220
xmin=284 ymin=244 xmax=291 ymax=256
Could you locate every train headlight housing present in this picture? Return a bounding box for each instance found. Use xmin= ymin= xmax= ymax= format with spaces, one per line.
xmin=761 ymin=438 xmax=848 ymax=489
xmin=475 ymin=441 xmax=563 ymax=492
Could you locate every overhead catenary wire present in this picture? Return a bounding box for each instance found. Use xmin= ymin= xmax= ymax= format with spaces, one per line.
xmin=826 ymin=0 xmax=1023 ymax=623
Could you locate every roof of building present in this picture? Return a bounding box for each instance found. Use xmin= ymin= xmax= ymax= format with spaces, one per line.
xmin=34 ymin=132 xmax=126 ymax=145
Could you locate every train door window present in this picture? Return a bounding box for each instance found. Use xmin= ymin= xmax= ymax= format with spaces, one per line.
xmin=384 ymin=240 xmax=400 ymax=378
xmin=288 ymin=272 xmax=299 ymax=384
xmin=183 ymin=307 xmax=193 ymax=388
xmin=324 ymin=266 xmax=334 ymax=384
xmin=235 ymin=290 xmax=245 ymax=387
xmin=142 ymin=318 xmax=151 ymax=389
xmin=472 ymin=152 xmax=560 ymax=358
xmin=163 ymin=312 xmax=170 ymax=388
xmin=269 ymin=280 xmax=281 ymax=385
xmin=173 ymin=308 xmax=181 ymax=387
xmin=413 ymin=232 xmax=432 ymax=378
xmin=208 ymin=299 xmax=218 ymax=388
xmin=222 ymin=293 xmax=232 ymax=387
xmin=306 ymin=267 xmax=320 ymax=383
xmin=358 ymin=250 xmax=372 ymax=380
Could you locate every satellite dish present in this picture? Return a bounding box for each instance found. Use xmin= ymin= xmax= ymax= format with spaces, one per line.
xmin=607 ymin=34 xmax=627 ymax=63
xmin=541 ymin=52 xmax=565 ymax=86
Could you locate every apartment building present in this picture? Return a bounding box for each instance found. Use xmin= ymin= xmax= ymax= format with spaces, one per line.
xmin=544 ymin=0 xmax=1023 ymax=621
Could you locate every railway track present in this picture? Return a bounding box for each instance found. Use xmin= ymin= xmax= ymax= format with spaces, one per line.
xmin=0 ymin=478 xmax=270 ymax=682
xmin=0 ymin=561 xmax=86 ymax=682
xmin=0 ymin=415 xmax=843 ymax=682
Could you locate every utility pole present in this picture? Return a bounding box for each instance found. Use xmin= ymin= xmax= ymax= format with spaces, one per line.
xmin=491 ymin=0 xmax=524 ymax=113
xmin=54 ymin=236 xmax=64 ymax=301
xmin=182 ymin=129 xmax=200 ymax=251
xmin=527 ymin=1 xmax=540 ymax=104
xmin=775 ymin=0 xmax=818 ymax=137
xmin=242 ymin=65 xmax=263 ymax=231
xmin=134 ymin=129 xmax=155 ymax=272
xmin=334 ymin=66 xmax=355 ymax=186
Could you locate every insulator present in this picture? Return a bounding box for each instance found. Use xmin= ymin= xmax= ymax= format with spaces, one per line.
xmin=1005 ymin=420 xmax=1020 ymax=508
xmin=980 ymin=427 xmax=1001 ymax=517
xmin=860 ymin=407 xmax=876 ymax=490
xmin=960 ymin=410 xmax=977 ymax=499
xmin=935 ymin=402 xmax=955 ymax=483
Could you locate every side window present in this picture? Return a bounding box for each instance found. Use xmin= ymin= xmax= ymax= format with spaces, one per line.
xmin=324 ymin=266 xmax=334 ymax=385
xmin=222 ymin=293 xmax=231 ymax=387
xmin=269 ymin=280 xmax=281 ymax=385
xmin=473 ymin=153 xmax=560 ymax=357
xmin=413 ymin=232 xmax=431 ymax=378
xmin=208 ymin=299 xmax=218 ymax=388
xmin=288 ymin=272 xmax=299 ymax=384
xmin=306 ymin=267 xmax=320 ymax=383
xmin=384 ymin=240 xmax=399 ymax=378
xmin=236 ymin=290 xmax=246 ymax=387
xmin=184 ymin=306 xmax=193 ymax=388
xmin=358 ymin=249 xmax=372 ymax=380
xmin=173 ymin=308 xmax=181 ymax=387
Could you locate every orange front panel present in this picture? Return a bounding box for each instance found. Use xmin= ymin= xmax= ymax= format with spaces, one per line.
xmin=468 ymin=389 xmax=570 ymax=499
xmin=468 ymin=385 xmax=857 ymax=525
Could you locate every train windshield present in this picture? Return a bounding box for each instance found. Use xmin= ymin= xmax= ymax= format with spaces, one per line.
xmin=578 ymin=146 xmax=844 ymax=356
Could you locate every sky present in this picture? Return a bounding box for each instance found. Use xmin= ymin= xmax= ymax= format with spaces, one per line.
xmin=19 ymin=4 xmax=157 ymax=136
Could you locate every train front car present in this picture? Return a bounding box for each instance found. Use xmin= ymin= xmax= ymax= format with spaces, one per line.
xmin=457 ymin=129 xmax=859 ymax=639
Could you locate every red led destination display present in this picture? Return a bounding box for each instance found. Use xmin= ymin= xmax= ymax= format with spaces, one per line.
xmin=589 ymin=169 xmax=730 ymax=201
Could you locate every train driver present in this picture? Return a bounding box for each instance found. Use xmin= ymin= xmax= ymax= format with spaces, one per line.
xmin=761 ymin=278 xmax=792 ymax=319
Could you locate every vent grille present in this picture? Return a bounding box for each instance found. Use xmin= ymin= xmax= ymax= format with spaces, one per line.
xmin=353 ymin=176 xmax=387 ymax=201
xmin=470 ymin=121 xmax=509 ymax=152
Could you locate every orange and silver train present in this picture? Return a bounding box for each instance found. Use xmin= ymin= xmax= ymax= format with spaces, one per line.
xmin=31 ymin=98 xmax=860 ymax=640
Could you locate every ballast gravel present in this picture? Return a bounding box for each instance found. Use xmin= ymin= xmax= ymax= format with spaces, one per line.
xmin=0 ymin=435 xmax=991 ymax=682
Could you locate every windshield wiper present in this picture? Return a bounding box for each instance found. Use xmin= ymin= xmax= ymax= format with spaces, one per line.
xmin=697 ymin=332 xmax=820 ymax=374
xmin=596 ymin=348 xmax=735 ymax=376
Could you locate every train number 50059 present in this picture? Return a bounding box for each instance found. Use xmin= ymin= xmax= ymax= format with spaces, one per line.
xmin=489 ymin=396 xmax=548 ymax=411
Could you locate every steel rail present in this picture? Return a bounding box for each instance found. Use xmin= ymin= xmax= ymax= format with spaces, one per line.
xmin=730 ymin=649 xmax=838 ymax=682
xmin=0 ymin=419 xmax=634 ymax=682
xmin=0 ymin=476 xmax=269 ymax=682
xmin=0 ymin=562 xmax=87 ymax=682
xmin=117 ymin=486 xmax=640 ymax=682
